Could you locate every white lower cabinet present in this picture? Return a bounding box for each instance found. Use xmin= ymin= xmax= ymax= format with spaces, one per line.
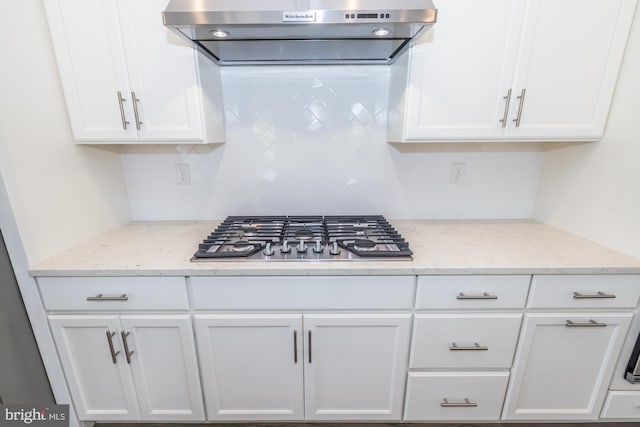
xmin=194 ymin=314 xmax=304 ymax=421
xmin=503 ymin=312 xmax=632 ymax=420
xmin=601 ymin=391 xmax=640 ymax=419
xmin=303 ymin=314 xmax=411 ymax=420
xmin=49 ymin=314 xmax=204 ymax=421
xmin=404 ymin=371 xmax=510 ymax=421
xmin=194 ymin=313 xmax=411 ymax=421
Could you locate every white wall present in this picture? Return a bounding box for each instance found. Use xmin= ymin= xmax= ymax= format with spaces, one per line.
xmin=0 ymin=0 xmax=130 ymax=265
xmin=123 ymin=66 xmax=543 ymax=220
xmin=532 ymin=6 xmax=640 ymax=258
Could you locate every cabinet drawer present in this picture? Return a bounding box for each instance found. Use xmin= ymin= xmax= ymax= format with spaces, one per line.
xmin=404 ymin=371 xmax=509 ymax=421
xmin=416 ymin=276 xmax=530 ymax=310
xmin=528 ymin=275 xmax=640 ymax=309
xmin=601 ymin=391 xmax=640 ymax=419
xmin=190 ymin=276 xmax=415 ymax=310
xmin=410 ymin=314 xmax=522 ymax=369
xmin=38 ymin=277 xmax=188 ymax=311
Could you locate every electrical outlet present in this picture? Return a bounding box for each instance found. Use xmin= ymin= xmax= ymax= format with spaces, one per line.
xmin=175 ymin=163 xmax=191 ymax=185
xmin=450 ymin=162 xmax=466 ymax=185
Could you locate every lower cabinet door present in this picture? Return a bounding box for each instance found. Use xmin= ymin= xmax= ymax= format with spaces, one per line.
xmin=601 ymin=391 xmax=640 ymax=419
xmin=119 ymin=315 xmax=204 ymax=420
xmin=303 ymin=313 xmax=412 ymax=420
xmin=48 ymin=315 xmax=141 ymax=421
xmin=404 ymin=371 xmax=510 ymax=421
xmin=194 ymin=314 xmax=304 ymax=421
xmin=503 ymin=312 xmax=632 ymax=420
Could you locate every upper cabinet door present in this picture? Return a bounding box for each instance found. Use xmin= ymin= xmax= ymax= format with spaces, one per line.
xmin=116 ymin=0 xmax=204 ymax=141
xmin=44 ymin=0 xmax=137 ymax=141
xmin=401 ymin=0 xmax=525 ymax=140
xmin=390 ymin=0 xmax=637 ymax=143
xmin=506 ymin=0 xmax=638 ymax=140
xmin=303 ymin=314 xmax=412 ymax=421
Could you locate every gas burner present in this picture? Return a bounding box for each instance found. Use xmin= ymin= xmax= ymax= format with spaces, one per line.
xmin=192 ymin=215 xmax=412 ymax=261
xmin=231 ymin=241 xmax=255 ymax=252
xmin=294 ymin=229 xmax=315 ymax=241
xmin=240 ymin=226 xmax=258 ymax=237
xmin=354 ymin=239 xmax=377 ymax=251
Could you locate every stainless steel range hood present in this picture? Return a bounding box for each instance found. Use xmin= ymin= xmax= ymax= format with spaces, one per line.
xmin=162 ymin=0 xmax=437 ymax=66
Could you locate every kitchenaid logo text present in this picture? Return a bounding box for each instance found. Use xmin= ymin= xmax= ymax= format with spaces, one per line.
xmin=283 ymin=11 xmax=316 ymax=22
xmin=1 ymin=406 xmax=68 ymax=427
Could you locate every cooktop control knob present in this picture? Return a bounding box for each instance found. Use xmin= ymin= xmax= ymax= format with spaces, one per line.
xmin=263 ymin=242 xmax=275 ymax=256
xmin=330 ymin=242 xmax=341 ymax=255
xmin=297 ymin=241 xmax=307 ymax=253
xmin=280 ymin=240 xmax=291 ymax=254
xmin=313 ymin=240 xmax=324 ymax=253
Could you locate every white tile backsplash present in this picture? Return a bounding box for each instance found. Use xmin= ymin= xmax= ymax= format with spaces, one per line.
xmin=122 ymin=66 xmax=543 ymax=220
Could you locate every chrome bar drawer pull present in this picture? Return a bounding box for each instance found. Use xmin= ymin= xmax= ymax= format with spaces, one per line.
xmin=450 ymin=342 xmax=489 ymax=351
xmin=293 ymin=330 xmax=298 ymax=364
xmin=440 ymin=398 xmax=478 ymax=408
xmin=117 ymin=91 xmax=130 ymax=130
xmin=565 ymin=319 xmax=607 ymax=328
xmin=121 ymin=331 xmax=134 ymax=364
xmin=499 ymin=89 xmax=512 ymax=128
xmin=131 ymin=91 xmax=143 ymax=130
xmin=87 ymin=293 xmax=128 ymax=301
xmin=106 ymin=331 xmax=120 ymax=364
xmin=573 ymin=291 xmax=616 ymax=299
xmin=457 ymin=292 xmax=498 ymax=300
xmin=512 ymin=88 xmax=527 ymax=127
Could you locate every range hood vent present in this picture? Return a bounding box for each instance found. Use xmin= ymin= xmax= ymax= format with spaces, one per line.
xmin=163 ymin=0 xmax=437 ymax=66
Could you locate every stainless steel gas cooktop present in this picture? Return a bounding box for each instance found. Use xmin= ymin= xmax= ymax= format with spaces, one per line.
xmin=192 ymin=215 xmax=412 ymax=261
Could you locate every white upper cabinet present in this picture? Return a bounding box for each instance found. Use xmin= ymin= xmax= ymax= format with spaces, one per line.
xmin=43 ymin=0 xmax=225 ymax=144
xmin=388 ymin=0 xmax=637 ymax=143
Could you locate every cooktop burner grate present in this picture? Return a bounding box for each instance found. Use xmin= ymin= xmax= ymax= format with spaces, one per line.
xmin=192 ymin=215 xmax=412 ymax=261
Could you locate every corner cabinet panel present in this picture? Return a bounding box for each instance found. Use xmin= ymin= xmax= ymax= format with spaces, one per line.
xmin=303 ymin=314 xmax=412 ymax=421
xmin=48 ymin=315 xmax=141 ymax=421
xmin=503 ymin=312 xmax=632 ymax=420
xmin=43 ymin=0 xmax=137 ymax=141
xmin=194 ymin=315 xmax=305 ymax=421
xmin=119 ymin=315 xmax=204 ymax=421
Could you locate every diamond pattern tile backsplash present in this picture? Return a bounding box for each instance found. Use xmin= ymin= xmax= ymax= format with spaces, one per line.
xmin=122 ymin=66 xmax=543 ymax=220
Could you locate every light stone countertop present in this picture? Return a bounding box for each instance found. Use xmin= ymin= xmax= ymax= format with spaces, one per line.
xmin=28 ymin=220 xmax=640 ymax=277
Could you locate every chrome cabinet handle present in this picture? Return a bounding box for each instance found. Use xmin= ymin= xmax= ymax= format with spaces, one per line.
xmin=106 ymin=331 xmax=120 ymax=364
xmin=293 ymin=330 xmax=298 ymax=364
xmin=131 ymin=91 xmax=143 ymax=130
xmin=308 ymin=331 xmax=312 ymax=364
xmin=512 ymin=88 xmax=527 ymax=127
xmin=450 ymin=342 xmax=488 ymax=351
xmin=573 ymin=291 xmax=616 ymax=299
xmin=120 ymin=331 xmax=134 ymax=364
xmin=457 ymin=292 xmax=498 ymax=300
xmin=441 ymin=398 xmax=478 ymax=408
xmin=87 ymin=294 xmax=128 ymax=301
xmin=117 ymin=91 xmax=130 ymax=130
xmin=499 ymin=89 xmax=512 ymax=128
xmin=565 ymin=319 xmax=607 ymax=328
